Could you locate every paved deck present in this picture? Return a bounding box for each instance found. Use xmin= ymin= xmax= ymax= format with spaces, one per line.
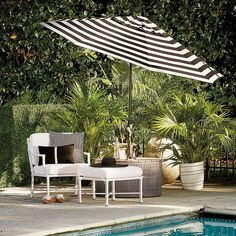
xmin=0 ymin=182 xmax=236 ymax=236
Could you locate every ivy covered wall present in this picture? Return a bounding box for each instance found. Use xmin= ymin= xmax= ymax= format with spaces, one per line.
xmin=0 ymin=104 xmax=64 ymax=187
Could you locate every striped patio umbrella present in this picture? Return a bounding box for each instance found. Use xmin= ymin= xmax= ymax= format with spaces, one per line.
xmin=41 ymin=16 xmax=223 ymax=83
xmin=41 ymin=16 xmax=223 ymax=157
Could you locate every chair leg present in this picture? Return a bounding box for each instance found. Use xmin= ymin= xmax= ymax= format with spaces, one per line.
xmin=46 ymin=176 xmax=50 ymax=196
xmin=31 ymin=175 xmax=34 ymax=198
xmin=78 ymin=176 xmax=82 ymax=203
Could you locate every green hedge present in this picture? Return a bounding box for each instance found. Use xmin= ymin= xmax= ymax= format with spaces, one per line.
xmin=0 ymin=104 xmax=64 ymax=187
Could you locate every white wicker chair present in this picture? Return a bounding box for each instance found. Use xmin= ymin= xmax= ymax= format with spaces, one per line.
xmin=27 ymin=132 xmax=90 ymax=197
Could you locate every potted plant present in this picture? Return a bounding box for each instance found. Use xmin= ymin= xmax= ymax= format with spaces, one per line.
xmin=153 ymin=93 xmax=233 ymax=190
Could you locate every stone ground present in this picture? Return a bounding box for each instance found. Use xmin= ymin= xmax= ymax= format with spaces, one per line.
xmin=0 ymin=182 xmax=236 ymax=236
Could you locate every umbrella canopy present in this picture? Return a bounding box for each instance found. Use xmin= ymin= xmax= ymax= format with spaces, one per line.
xmin=41 ymin=15 xmax=223 ymax=83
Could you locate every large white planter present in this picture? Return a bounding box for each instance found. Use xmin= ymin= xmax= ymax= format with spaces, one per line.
xmin=180 ymin=161 xmax=204 ymax=190
xmin=162 ymin=158 xmax=180 ymax=184
xmin=144 ymin=137 xmax=180 ymax=184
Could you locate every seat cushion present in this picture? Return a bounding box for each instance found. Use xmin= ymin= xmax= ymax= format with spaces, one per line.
xmin=78 ymin=165 xmax=142 ymax=180
xmin=33 ymin=163 xmax=88 ymax=176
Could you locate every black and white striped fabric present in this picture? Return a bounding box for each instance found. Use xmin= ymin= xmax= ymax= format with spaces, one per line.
xmin=41 ymin=16 xmax=223 ymax=83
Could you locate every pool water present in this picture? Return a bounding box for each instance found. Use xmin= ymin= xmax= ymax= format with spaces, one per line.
xmin=57 ymin=214 xmax=236 ymax=236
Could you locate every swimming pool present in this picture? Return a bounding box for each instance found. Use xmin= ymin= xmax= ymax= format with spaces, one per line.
xmin=56 ymin=214 xmax=236 ymax=236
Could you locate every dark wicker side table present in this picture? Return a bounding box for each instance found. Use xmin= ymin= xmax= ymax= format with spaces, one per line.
xmin=95 ymin=157 xmax=162 ymax=197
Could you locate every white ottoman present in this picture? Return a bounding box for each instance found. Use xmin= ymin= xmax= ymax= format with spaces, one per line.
xmin=77 ymin=165 xmax=143 ymax=206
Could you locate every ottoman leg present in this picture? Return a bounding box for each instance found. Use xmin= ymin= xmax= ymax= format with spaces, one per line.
xmin=75 ymin=177 xmax=78 ymax=195
xmin=139 ymin=177 xmax=143 ymax=203
xmin=112 ymin=181 xmax=116 ymax=200
xmin=105 ymin=180 xmax=109 ymax=206
xmin=92 ymin=180 xmax=96 ymax=199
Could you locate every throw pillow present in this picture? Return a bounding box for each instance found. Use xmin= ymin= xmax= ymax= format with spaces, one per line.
xmin=57 ymin=144 xmax=74 ymax=163
xmin=50 ymin=131 xmax=84 ymax=163
xmin=38 ymin=146 xmax=55 ymax=165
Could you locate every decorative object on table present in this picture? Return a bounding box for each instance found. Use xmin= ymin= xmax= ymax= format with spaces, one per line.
xmin=113 ymin=138 xmax=127 ymax=160
xmin=114 ymin=141 xmax=137 ymax=160
xmin=90 ymin=157 xmax=128 ymax=168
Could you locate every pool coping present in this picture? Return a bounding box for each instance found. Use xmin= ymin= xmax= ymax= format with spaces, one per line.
xmin=3 ymin=183 xmax=236 ymax=236
xmin=27 ymin=206 xmax=202 ymax=236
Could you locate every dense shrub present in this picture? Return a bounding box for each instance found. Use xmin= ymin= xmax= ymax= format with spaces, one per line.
xmin=0 ymin=104 xmax=65 ymax=187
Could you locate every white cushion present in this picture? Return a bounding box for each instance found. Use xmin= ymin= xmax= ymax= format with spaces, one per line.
xmin=28 ymin=132 xmax=85 ymax=164
xmin=29 ymin=133 xmax=52 ymax=146
xmin=78 ymin=166 xmax=142 ymax=180
xmin=33 ymin=163 xmax=88 ymax=176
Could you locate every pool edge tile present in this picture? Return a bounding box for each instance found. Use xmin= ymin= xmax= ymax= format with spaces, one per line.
xmin=115 ymin=215 xmax=146 ymax=224
xmin=82 ymin=220 xmax=116 ymax=230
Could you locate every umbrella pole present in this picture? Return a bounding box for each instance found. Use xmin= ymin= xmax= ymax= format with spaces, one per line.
xmin=128 ymin=63 xmax=132 ymax=127
xmin=127 ymin=63 xmax=133 ymax=158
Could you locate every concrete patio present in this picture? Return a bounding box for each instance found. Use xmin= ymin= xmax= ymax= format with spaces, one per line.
xmin=0 ymin=182 xmax=236 ymax=236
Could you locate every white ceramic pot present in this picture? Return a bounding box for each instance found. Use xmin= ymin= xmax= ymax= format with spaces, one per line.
xmin=180 ymin=161 xmax=204 ymax=190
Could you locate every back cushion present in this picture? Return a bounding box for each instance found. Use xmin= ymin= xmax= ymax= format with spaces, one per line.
xmin=57 ymin=144 xmax=74 ymax=163
xmin=38 ymin=146 xmax=55 ymax=165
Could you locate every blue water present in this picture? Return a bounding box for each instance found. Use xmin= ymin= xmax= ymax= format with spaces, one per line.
xmin=57 ymin=214 xmax=236 ymax=236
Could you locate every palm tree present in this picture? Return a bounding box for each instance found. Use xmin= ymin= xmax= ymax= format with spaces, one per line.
xmin=110 ymin=60 xmax=204 ymax=155
xmin=49 ymin=80 xmax=126 ymax=161
xmin=152 ymin=93 xmax=235 ymax=190
xmin=153 ymin=93 xmax=233 ymax=163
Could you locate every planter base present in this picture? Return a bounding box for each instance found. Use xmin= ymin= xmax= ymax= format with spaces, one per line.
xmin=180 ymin=161 xmax=204 ymax=191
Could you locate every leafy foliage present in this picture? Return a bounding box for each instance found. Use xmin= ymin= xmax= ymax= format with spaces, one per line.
xmin=153 ymin=93 xmax=235 ymax=163
xmin=110 ymin=60 xmax=205 ymax=154
xmin=0 ymin=0 xmax=112 ymax=106
xmin=46 ymin=80 xmax=127 ymax=161
xmin=0 ymin=0 xmax=235 ymax=112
